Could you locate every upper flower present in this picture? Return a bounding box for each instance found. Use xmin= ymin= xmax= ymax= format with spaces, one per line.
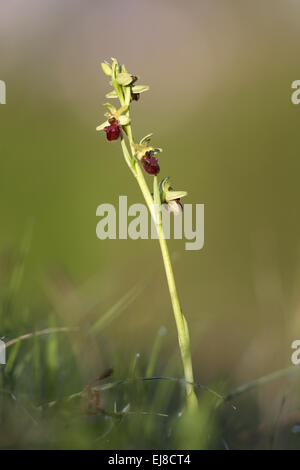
xmin=96 ymin=104 xmax=130 ymax=142
xmin=104 ymin=117 xmax=122 ymax=141
xmin=101 ymin=59 xmax=149 ymax=104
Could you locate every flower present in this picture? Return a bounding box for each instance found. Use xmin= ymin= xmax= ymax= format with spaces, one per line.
xmin=104 ymin=117 xmax=122 ymax=141
xmin=116 ymin=72 xmax=138 ymax=86
xmin=141 ymin=152 xmax=160 ymax=175
xmin=101 ymin=59 xmax=149 ymax=103
xmin=133 ymin=134 xmax=162 ymax=176
xmin=163 ymin=198 xmax=183 ymax=215
xmin=159 ymin=177 xmax=187 ymax=214
xmin=96 ymin=104 xmax=130 ymax=142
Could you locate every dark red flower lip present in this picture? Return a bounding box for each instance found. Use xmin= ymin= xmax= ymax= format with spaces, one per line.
xmin=141 ymin=152 xmax=160 ymax=175
xmin=104 ymin=118 xmax=122 ymax=141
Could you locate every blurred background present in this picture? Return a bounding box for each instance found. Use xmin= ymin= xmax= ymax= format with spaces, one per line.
xmin=1 ymin=0 xmax=300 ymax=449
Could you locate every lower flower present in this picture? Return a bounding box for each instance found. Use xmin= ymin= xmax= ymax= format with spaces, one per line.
xmin=163 ymin=198 xmax=183 ymax=215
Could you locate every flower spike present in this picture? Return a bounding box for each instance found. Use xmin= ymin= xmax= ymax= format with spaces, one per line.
xmin=97 ymin=58 xmax=198 ymax=409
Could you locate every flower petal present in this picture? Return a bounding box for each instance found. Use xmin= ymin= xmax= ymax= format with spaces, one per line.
xmin=166 ymin=190 xmax=188 ymax=202
xmin=96 ymin=120 xmax=110 ymax=131
xmin=116 ymin=72 xmax=135 ymax=86
xmin=132 ymin=85 xmax=149 ymax=94
xmin=103 ymin=103 xmax=117 ymax=114
xmin=118 ymin=115 xmax=130 ymax=126
xmin=139 ymin=133 xmax=153 ymax=145
xmin=101 ymin=61 xmax=112 ymax=76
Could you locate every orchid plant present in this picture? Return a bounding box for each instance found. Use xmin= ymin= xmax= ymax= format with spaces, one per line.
xmin=97 ymin=58 xmax=197 ymax=410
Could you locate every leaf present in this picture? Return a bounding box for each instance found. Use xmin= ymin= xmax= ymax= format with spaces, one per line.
xmin=46 ymin=316 xmax=59 ymax=376
xmin=89 ymin=281 xmax=146 ymax=335
xmin=146 ymin=326 xmax=167 ymax=377
xmin=111 ymin=58 xmax=119 ymax=78
xmin=121 ymin=404 xmax=130 ymax=414
xmin=9 ymin=220 xmax=34 ymax=299
xmin=132 ymin=85 xmax=149 ymax=94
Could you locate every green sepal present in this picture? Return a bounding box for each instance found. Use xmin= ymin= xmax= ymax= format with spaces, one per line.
xmin=118 ymin=115 xmax=130 ymax=126
xmin=106 ymin=90 xmax=118 ymax=99
xmin=132 ymin=85 xmax=149 ymax=94
xmin=139 ymin=133 xmax=153 ymax=145
xmin=166 ymin=190 xmax=188 ymax=202
xmin=159 ymin=177 xmax=187 ymax=203
xmin=116 ymin=72 xmax=134 ymax=86
xmin=115 ymin=104 xmax=129 ymax=118
xmin=111 ymin=58 xmax=119 ymax=75
xmin=101 ymin=61 xmax=112 ymax=76
xmin=96 ymin=120 xmax=110 ymax=131
xmin=103 ymin=102 xmax=117 ymax=113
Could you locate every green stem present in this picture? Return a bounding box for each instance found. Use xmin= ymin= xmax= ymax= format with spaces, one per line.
xmin=115 ymin=81 xmax=197 ymax=409
xmin=153 ymin=177 xmax=198 ymax=410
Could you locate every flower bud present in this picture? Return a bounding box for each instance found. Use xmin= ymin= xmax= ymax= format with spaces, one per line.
xmin=101 ymin=62 xmax=112 ymax=76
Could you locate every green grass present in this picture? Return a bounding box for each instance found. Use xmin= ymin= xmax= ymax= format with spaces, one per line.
xmin=1 ymin=239 xmax=300 ymax=450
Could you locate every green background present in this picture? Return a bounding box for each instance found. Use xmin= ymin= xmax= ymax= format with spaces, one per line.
xmin=1 ymin=0 xmax=300 ymax=449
